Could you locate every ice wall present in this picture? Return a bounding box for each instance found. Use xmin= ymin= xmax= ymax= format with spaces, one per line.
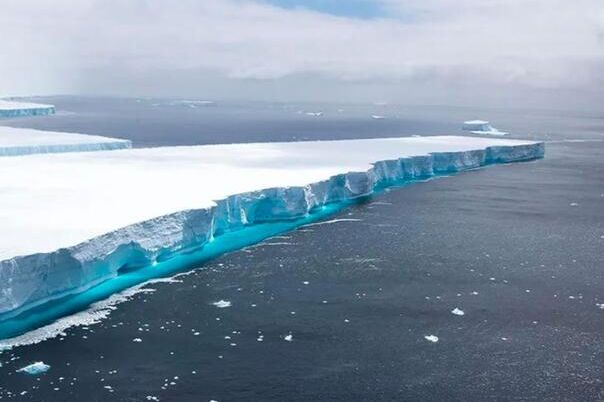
xmin=0 ymin=140 xmax=132 ymax=157
xmin=0 ymin=100 xmax=55 ymax=118
xmin=0 ymin=140 xmax=544 ymax=320
xmin=0 ymin=127 xmax=132 ymax=156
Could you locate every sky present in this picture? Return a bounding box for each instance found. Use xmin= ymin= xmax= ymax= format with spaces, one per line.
xmin=0 ymin=0 xmax=603 ymax=109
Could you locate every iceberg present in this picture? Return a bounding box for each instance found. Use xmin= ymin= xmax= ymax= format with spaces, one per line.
xmin=16 ymin=361 xmax=50 ymax=375
xmin=0 ymin=136 xmax=544 ymax=338
xmin=462 ymin=120 xmax=508 ymax=136
xmin=0 ymin=127 xmax=132 ymax=156
xmin=0 ymin=100 xmax=55 ymax=118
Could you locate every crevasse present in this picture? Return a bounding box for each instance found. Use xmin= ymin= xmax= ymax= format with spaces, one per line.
xmin=0 ymin=142 xmax=544 ymax=321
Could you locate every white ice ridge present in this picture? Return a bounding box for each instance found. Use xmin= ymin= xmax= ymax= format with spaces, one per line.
xmin=0 ymin=127 xmax=132 ymax=156
xmin=0 ymin=100 xmax=55 ymax=118
xmin=0 ymin=136 xmax=544 ymax=316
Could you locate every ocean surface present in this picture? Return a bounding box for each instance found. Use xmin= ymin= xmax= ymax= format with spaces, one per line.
xmin=0 ymin=97 xmax=602 ymax=401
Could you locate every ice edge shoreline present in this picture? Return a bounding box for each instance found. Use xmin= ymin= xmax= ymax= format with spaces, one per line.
xmin=0 ymin=141 xmax=544 ymax=323
xmin=0 ymin=140 xmax=133 ymax=157
xmin=0 ymin=105 xmax=55 ymax=118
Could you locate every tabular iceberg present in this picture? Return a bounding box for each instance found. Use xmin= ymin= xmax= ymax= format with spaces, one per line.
xmin=0 ymin=136 xmax=544 ymax=331
xmin=462 ymin=120 xmax=507 ymax=136
xmin=0 ymin=100 xmax=55 ymax=118
xmin=0 ymin=127 xmax=132 ymax=156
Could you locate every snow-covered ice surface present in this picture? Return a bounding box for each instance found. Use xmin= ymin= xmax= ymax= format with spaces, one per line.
xmin=0 ymin=126 xmax=132 ymax=156
xmin=0 ymin=100 xmax=55 ymax=118
xmin=0 ymin=136 xmax=543 ymax=322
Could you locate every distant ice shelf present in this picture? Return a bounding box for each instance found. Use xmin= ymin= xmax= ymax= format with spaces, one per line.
xmin=0 ymin=136 xmax=544 ymax=325
xmin=0 ymin=127 xmax=132 ymax=156
xmin=462 ymin=120 xmax=508 ymax=136
xmin=0 ymin=100 xmax=55 ymax=118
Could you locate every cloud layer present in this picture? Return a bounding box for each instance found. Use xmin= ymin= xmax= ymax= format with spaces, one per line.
xmin=1 ymin=0 xmax=602 ymax=106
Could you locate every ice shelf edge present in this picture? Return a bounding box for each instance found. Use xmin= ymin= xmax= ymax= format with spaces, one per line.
xmin=0 ymin=141 xmax=544 ymax=319
xmin=0 ymin=105 xmax=55 ymax=118
xmin=0 ymin=140 xmax=133 ymax=157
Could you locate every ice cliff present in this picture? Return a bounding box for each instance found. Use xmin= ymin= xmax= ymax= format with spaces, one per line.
xmin=0 ymin=137 xmax=544 ymax=321
xmin=0 ymin=100 xmax=55 ymax=118
xmin=0 ymin=127 xmax=132 ymax=157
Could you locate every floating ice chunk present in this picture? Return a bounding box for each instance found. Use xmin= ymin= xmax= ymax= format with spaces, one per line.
xmin=132 ymin=338 xmax=142 ymax=343
xmin=451 ymin=308 xmax=465 ymax=316
xmin=424 ymin=335 xmax=439 ymax=343
xmin=146 ymin=396 xmax=160 ymax=401
xmin=304 ymin=111 xmax=323 ymax=117
xmin=284 ymin=334 xmax=293 ymax=342
xmin=371 ymin=115 xmax=386 ymax=120
xmin=17 ymin=361 xmax=50 ymax=375
xmin=462 ymin=120 xmax=507 ymax=136
xmin=212 ymin=300 xmax=232 ymax=308
xmin=167 ymin=100 xmax=214 ymax=108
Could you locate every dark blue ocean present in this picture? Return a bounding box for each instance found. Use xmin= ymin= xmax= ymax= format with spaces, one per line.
xmin=1 ymin=97 xmax=603 ymax=401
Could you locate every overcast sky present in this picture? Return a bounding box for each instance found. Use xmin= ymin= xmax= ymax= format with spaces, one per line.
xmin=1 ymin=0 xmax=603 ymax=108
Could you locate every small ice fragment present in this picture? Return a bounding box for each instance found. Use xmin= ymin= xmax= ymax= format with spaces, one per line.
xmin=284 ymin=334 xmax=293 ymax=342
xmin=146 ymin=397 xmax=160 ymax=401
xmin=17 ymin=362 xmax=50 ymax=375
xmin=424 ymin=335 xmax=439 ymax=343
xmin=302 ymin=281 xmax=309 ymax=285
xmin=451 ymin=308 xmax=465 ymax=316
xmin=501 ymin=337 xmax=508 ymax=341
xmin=212 ymin=300 xmax=231 ymax=308
xmin=132 ymin=338 xmax=142 ymax=343
xmin=569 ymin=202 xmax=579 ymax=207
